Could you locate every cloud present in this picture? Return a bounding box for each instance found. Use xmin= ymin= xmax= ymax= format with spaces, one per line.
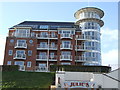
xmin=101 ymin=28 xmax=118 ymax=70
xmin=102 ymin=49 xmax=118 ymax=70
xmin=0 ymin=35 xmax=6 ymax=65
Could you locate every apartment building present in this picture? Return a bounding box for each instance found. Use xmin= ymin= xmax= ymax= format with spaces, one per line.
xmin=3 ymin=7 xmax=104 ymax=71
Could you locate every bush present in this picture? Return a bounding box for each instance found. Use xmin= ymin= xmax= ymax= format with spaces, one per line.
xmin=2 ymin=65 xmax=19 ymax=72
xmin=50 ymin=65 xmax=111 ymax=73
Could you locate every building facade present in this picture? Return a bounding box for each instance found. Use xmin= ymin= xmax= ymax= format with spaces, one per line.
xmin=3 ymin=7 xmax=104 ymax=71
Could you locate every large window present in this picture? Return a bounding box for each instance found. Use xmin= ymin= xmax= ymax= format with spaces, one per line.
xmin=80 ymin=22 xmax=100 ymax=31
xmin=62 ymin=41 xmax=71 ymax=48
xmin=40 ymin=32 xmax=48 ymax=37
xmin=61 ymin=51 xmax=71 ymax=55
xmin=17 ymin=40 xmax=26 ymax=46
xmin=40 ymin=42 xmax=47 ymax=48
xmin=79 ymin=12 xmax=100 ymax=19
xmin=58 ymin=30 xmax=75 ymax=34
xmin=14 ymin=29 xmax=30 ymax=37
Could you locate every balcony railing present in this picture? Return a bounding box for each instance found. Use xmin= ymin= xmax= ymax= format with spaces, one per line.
xmin=60 ymin=55 xmax=72 ymax=61
xmin=75 ymin=56 xmax=98 ymax=63
xmin=60 ymin=34 xmax=72 ymax=39
xmin=37 ymin=44 xmax=57 ymax=50
xmin=36 ymin=55 xmax=57 ymax=61
xmin=75 ymin=45 xmax=98 ymax=51
xmin=36 ymin=34 xmax=58 ymax=39
xmin=49 ymin=55 xmax=57 ymax=61
xmin=60 ymin=44 xmax=73 ymax=50
xmin=37 ymin=44 xmax=48 ymax=49
xmin=76 ymin=35 xmax=99 ymax=41
xmin=35 ymin=66 xmax=47 ymax=72
xmin=19 ymin=66 xmax=25 ymax=71
xmin=13 ymin=53 xmax=26 ymax=60
xmin=36 ymin=55 xmax=47 ymax=61
xmin=15 ymin=43 xmax=27 ymax=48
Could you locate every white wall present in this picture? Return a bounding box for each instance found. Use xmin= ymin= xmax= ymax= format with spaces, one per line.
xmin=55 ymin=69 xmax=119 ymax=88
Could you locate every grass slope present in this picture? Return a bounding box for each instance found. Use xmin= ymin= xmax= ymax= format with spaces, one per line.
xmin=2 ymin=71 xmax=55 ymax=88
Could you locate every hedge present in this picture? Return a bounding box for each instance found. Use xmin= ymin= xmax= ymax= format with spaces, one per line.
xmin=2 ymin=65 xmax=19 ymax=72
xmin=50 ymin=65 xmax=111 ymax=73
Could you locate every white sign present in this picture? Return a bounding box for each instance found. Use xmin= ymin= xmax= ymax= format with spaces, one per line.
xmin=64 ymin=81 xmax=95 ymax=88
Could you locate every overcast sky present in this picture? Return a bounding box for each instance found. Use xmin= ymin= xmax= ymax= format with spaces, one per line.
xmin=0 ymin=2 xmax=118 ymax=70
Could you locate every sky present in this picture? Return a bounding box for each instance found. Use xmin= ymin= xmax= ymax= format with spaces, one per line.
xmin=0 ymin=2 xmax=118 ymax=70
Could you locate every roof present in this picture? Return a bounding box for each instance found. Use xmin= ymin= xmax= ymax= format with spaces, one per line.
xmin=10 ymin=21 xmax=76 ymax=29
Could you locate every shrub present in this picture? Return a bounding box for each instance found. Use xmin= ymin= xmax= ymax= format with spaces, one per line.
xmin=2 ymin=65 xmax=19 ymax=72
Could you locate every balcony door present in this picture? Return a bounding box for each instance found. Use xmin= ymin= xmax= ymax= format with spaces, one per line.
xmin=16 ymin=50 xmax=25 ymax=56
xmin=62 ymin=41 xmax=71 ymax=48
xmin=17 ymin=40 xmax=26 ymax=46
xmin=40 ymin=42 xmax=47 ymax=48
xmin=39 ymin=52 xmax=47 ymax=59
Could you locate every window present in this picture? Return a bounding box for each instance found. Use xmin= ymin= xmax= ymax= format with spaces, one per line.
xmin=40 ymin=32 xmax=48 ymax=37
xmin=29 ymin=40 xmax=33 ymax=44
xmin=61 ymin=63 xmax=71 ymax=65
xmin=10 ymin=39 xmax=14 ymax=43
xmin=39 ymin=63 xmax=46 ymax=70
xmin=14 ymin=61 xmax=24 ymax=66
xmin=39 ymin=25 xmax=49 ymax=29
xmin=61 ymin=51 xmax=71 ymax=55
xmin=16 ymin=50 xmax=25 ymax=58
xmin=51 ymin=42 xmax=55 ymax=47
xmin=8 ymin=50 xmax=13 ymax=55
xmin=62 ymin=41 xmax=71 ymax=48
xmin=17 ymin=40 xmax=26 ymax=47
xmin=40 ymin=42 xmax=47 ymax=48
xmin=28 ymin=50 xmax=32 ymax=56
xmin=50 ymin=52 xmax=54 ymax=58
xmin=27 ymin=61 xmax=31 ymax=67
xmin=14 ymin=29 xmax=30 ymax=37
xmin=7 ymin=61 xmax=12 ymax=65
xmin=51 ymin=32 xmax=55 ymax=37
xmin=39 ymin=52 xmax=47 ymax=59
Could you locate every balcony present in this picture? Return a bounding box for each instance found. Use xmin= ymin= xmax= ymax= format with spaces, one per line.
xmin=19 ymin=66 xmax=25 ymax=71
xmin=37 ymin=44 xmax=48 ymax=50
xmin=49 ymin=55 xmax=57 ymax=61
xmin=60 ymin=44 xmax=73 ymax=50
xmin=60 ymin=55 xmax=72 ymax=61
xmin=37 ymin=44 xmax=57 ymax=50
xmin=13 ymin=53 xmax=26 ymax=60
xmin=15 ymin=43 xmax=27 ymax=49
xmin=36 ymin=34 xmax=58 ymax=39
xmin=76 ymin=35 xmax=99 ymax=41
xmin=75 ymin=45 xmax=98 ymax=51
xmin=75 ymin=45 xmax=92 ymax=51
xmin=60 ymin=34 xmax=72 ymax=39
xmin=75 ymin=56 xmax=98 ymax=63
xmin=36 ymin=55 xmax=57 ymax=61
xmin=36 ymin=55 xmax=47 ymax=61
xmin=36 ymin=34 xmax=49 ymax=39
xmin=49 ymin=45 xmax=57 ymax=50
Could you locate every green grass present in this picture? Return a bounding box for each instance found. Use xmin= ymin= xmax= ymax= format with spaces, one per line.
xmin=2 ymin=71 xmax=55 ymax=88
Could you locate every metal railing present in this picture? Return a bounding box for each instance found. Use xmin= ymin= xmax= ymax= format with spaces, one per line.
xmin=60 ymin=55 xmax=72 ymax=61
xmin=60 ymin=44 xmax=73 ymax=49
xmin=60 ymin=34 xmax=72 ymax=39
xmin=37 ymin=44 xmax=57 ymax=50
xmin=75 ymin=56 xmax=97 ymax=62
xmin=15 ymin=43 xmax=27 ymax=48
xmin=75 ymin=45 xmax=98 ymax=51
xmin=13 ymin=53 xmax=26 ymax=59
xmin=76 ymin=35 xmax=99 ymax=41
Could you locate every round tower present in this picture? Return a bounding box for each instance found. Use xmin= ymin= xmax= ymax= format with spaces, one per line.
xmin=74 ymin=7 xmax=104 ymax=65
